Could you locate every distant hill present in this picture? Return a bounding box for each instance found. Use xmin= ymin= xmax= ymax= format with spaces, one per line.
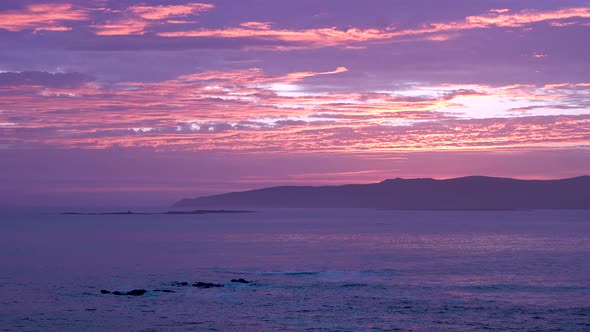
xmin=172 ymin=176 xmax=590 ymax=210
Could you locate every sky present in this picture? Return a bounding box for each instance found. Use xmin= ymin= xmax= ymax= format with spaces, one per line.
xmin=1 ymin=0 xmax=589 ymax=207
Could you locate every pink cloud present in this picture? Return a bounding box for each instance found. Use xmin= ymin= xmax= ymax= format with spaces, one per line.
xmin=2 ymin=4 xmax=586 ymax=43
xmin=91 ymin=19 xmax=149 ymax=36
xmin=129 ymin=3 xmax=214 ymax=20
xmin=176 ymin=66 xmax=348 ymax=85
xmin=2 ymin=66 xmax=590 ymax=153
xmin=465 ymin=7 xmax=590 ymax=27
xmin=157 ymin=6 xmax=590 ymax=48
xmin=92 ymin=2 xmax=214 ymax=35
xmin=158 ymin=26 xmax=395 ymax=47
xmin=240 ymin=21 xmax=273 ymax=30
xmin=489 ymin=9 xmax=511 ymax=14
xmin=34 ymin=26 xmax=72 ymax=32
xmin=549 ymin=21 xmax=579 ymax=27
xmin=0 ymin=3 xmax=88 ymax=32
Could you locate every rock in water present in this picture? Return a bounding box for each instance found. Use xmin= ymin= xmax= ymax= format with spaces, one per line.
xmin=231 ymin=278 xmax=250 ymax=284
xmin=154 ymin=289 xmax=175 ymax=293
xmin=104 ymin=289 xmax=147 ymax=296
xmin=125 ymin=289 xmax=147 ymax=296
xmin=192 ymin=282 xmax=223 ymax=288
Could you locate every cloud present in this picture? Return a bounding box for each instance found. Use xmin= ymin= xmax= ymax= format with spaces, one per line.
xmin=0 ymin=71 xmax=93 ymax=88
xmin=176 ymin=66 xmax=348 ymax=86
xmin=92 ymin=2 xmax=214 ymax=35
xmin=2 ymin=65 xmax=589 ymax=152
xmin=489 ymin=9 xmax=510 ymax=14
xmin=157 ymin=7 xmax=590 ymax=49
xmin=0 ymin=2 xmax=214 ymax=35
xmin=1 ymin=3 xmax=588 ymax=53
xmin=34 ymin=26 xmax=72 ymax=32
xmin=465 ymin=7 xmax=590 ymax=28
xmin=91 ymin=19 xmax=150 ymax=36
xmin=129 ymin=3 xmax=214 ymax=20
xmin=157 ymin=26 xmax=396 ymax=48
xmin=282 ymin=67 xmax=349 ymax=83
xmin=0 ymin=3 xmax=89 ymax=32
xmin=240 ymin=21 xmax=273 ymax=30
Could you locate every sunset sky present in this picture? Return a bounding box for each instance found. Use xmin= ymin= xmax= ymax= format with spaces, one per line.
xmin=1 ymin=0 xmax=589 ymax=207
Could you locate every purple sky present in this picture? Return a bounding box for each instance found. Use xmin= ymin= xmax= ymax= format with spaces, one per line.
xmin=1 ymin=0 xmax=589 ymax=207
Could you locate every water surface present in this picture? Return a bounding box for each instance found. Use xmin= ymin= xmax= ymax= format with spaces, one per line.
xmin=1 ymin=209 xmax=589 ymax=331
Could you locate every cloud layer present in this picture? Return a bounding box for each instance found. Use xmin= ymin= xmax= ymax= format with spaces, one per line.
xmin=1 ymin=1 xmax=589 ymax=204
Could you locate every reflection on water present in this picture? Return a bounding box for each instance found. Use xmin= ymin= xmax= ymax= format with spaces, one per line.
xmin=226 ymin=232 xmax=590 ymax=252
xmin=1 ymin=209 xmax=589 ymax=331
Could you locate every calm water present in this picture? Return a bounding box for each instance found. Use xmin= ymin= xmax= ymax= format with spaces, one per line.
xmin=1 ymin=209 xmax=589 ymax=331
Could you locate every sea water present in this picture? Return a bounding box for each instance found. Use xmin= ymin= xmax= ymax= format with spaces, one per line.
xmin=1 ymin=209 xmax=589 ymax=331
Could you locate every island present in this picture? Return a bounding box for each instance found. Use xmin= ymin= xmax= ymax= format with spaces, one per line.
xmin=61 ymin=210 xmax=254 ymax=215
xmin=172 ymin=176 xmax=590 ymax=210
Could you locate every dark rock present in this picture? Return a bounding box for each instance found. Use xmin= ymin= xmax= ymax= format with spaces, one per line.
xmin=231 ymin=278 xmax=250 ymax=284
xmin=172 ymin=281 xmax=189 ymax=286
xmin=107 ymin=289 xmax=147 ymax=296
xmin=192 ymin=282 xmax=223 ymax=288
xmin=125 ymin=289 xmax=147 ymax=296
xmin=154 ymin=289 xmax=175 ymax=293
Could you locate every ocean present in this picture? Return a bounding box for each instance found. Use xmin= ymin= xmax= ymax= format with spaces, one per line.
xmin=1 ymin=208 xmax=589 ymax=331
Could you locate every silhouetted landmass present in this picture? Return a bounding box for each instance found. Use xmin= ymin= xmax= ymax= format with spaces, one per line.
xmin=164 ymin=210 xmax=253 ymax=215
xmin=61 ymin=210 xmax=254 ymax=215
xmin=173 ymin=176 xmax=590 ymax=210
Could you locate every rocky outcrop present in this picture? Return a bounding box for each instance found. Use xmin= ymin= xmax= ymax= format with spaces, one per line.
xmin=100 ymin=278 xmax=252 ymax=296
xmin=231 ymin=278 xmax=250 ymax=284
xmin=100 ymin=289 xmax=147 ymax=296
xmin=192 ymin=282 xmax=223 ymax=288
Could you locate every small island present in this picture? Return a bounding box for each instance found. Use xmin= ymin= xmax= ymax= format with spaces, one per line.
xmin=61 ymin=210 xmax=254 ymax=215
